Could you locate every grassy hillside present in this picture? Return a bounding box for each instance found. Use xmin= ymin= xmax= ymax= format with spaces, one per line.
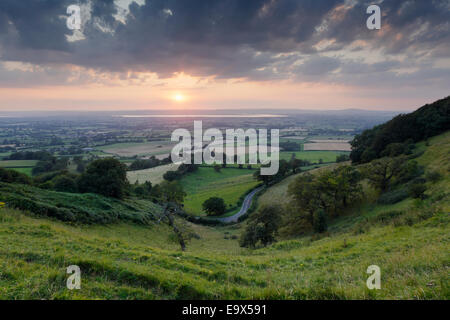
xmin=279 ymin=151 xmax=349 ymax=163
xmin=0 ymin=132 xmax=448 ymax=299
xmin=0 ymin=183 xmax=162 ymax=224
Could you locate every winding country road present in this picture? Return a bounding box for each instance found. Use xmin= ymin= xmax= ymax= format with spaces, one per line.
xmin=215 ymin=186 xmax=264 ymax=223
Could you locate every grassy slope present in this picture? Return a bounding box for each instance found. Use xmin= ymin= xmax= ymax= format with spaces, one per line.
xmin=0 ymin=132 xmax=448 ymax=299
xmin=279 ymin=151 xmax=349 ymax=163
xmin=179 ymin=167 xmax=259 ymax=216
xmin=127 ymin=163 xmax=180 ymax=185
xmin=0 ymin=183 xmax=162 ymax=225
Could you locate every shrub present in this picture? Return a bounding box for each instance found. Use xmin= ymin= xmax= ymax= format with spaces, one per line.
xmin=240 ymin=205 xmax=281 ymax=248
xmin=77 ymin=158 xmax=128 ymax=199
xmin=425 ymin=170 xmax=442 ymax=183
xmin=0 ymin=168 xmax=31 ymax=185
xmin=313 ymin=209 xmax=327 ymax=233
xmin=53 ymin=175 xmax=78 ymax=193
xmin=377 ymin=188 xmax=409 ymax=204
xmin=202 ymin=197 xmax=226 ymax=216
xmin=408 ymin=183 xmax=427 ymax=199
xmin=336 ymin=154 xmax=350 ymax=163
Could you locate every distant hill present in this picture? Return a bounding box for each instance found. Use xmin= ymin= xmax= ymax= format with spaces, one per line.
xmin=350 ymin=96 xmax=450 ymax=163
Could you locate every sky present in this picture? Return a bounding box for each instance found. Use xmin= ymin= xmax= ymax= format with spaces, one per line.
xmin=0 ymin=0 xmax=449 ymax=111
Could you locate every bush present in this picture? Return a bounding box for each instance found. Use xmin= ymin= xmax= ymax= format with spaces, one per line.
xmin=408 ymin=183 xmax=427 ymax=199
xmin=202 ymin=197 xmax=226 ymax=216
xmin=77 ymin=158 xmax=128 ymax=199
xmin=313 ymin=209 xmax=327 ymax=233
xmin=336 ymin=154 xmax=350 ymax=163
xmin=239 ymin=205 xmax=281 ymax=248
xmin=0 ymin=168 xmax=31 ymax=185
xmin=425 ymin=170 xmax=442 ymax=183
xmin=53 ymin=175 xmax=78 ymax=193
xmin=377 ymin=188 xmax=409 ymax=204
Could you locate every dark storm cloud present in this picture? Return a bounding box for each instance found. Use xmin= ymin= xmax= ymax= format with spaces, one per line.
xmin=0 ymin=0 xmax=449 ymax=83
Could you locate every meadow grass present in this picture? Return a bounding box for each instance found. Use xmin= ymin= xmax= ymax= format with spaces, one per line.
xmin=99 ymin=141 xmax=175 ymax=157
xmin=0 ymin=132 xmax=447 ymax=300
xmin=279 ymin=151 xmax=349 ymax=163
xmin=6 ymin=167 xmax=33 ymax=176
xmin=0 ymin=203 xmax=447 ymax=299
xmin=0 ymin=160 xmax=38 ymax=167
xmin=127 ymin=163 xmax=180 ymax=185
xmin=179 ymin=167 xmax=259 ymax=216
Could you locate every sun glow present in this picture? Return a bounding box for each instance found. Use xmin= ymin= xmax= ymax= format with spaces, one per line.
xmin=172 ymin=93 xmax=186 ymax=103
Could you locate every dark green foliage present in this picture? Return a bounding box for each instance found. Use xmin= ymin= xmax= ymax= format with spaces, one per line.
xmin=284 ymin=165 xmax=362 ymax=236
xmin=377 ymin=188 xmax=409 ymax=204
xmin=254 ymin=159 xmax=291 ymax=185
xmin=336 ymin=154 xmax=350 ymax=163
xmin=129 ymin=156 xmax=171 ymax=171
xmin=77 ymin=158 xmax=128 ymax=199
xmin=408 ymin=183 xmax=427 ymax=199
xmin=363 ymin=156 xmax=407 ymax=192
xmin=350 ymin=96 xmax=450 ymax=163
xmin=0 ymin=182 xmax=159 ymax=224
xmin=52 ymin=175 xmax=78 ymax=193
xmin=159 ymin=181 xmax=186 ymax=205
xmin=280 ymin=141 xmax=301 ymax=151
xmin=6 ymin=151 xmax=53 ymax=161
xmin=163 ymin=170 xmax=182 ymax=181
xmin=202 ymin=197 xmax=226 ymax=216
xmin=32 ymin=157 xmax=69 ymax=176
xmin=163 ymin=163 xmax=198 ymax=181
xmin=425 ymin=170 xmax=442 ymax=183
xmin=313 ymin=209 xmax=327 ymax=233
xmin=134 ymin=181 xmax=152 ymax=198
xmin=240 ymin=205 xmax=281 ymax=248
xmin=0 ymin=168 xmax=31 ymax=185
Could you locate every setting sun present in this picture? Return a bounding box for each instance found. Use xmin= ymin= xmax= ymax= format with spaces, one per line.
xmin=173 ymin=93 xmax=186 ymax=103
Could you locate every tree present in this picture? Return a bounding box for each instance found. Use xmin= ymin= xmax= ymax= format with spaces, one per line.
xmin=336 ymin=154 xmax=350 ymax=163
xmin=350 ymin=96 xmax=450 ymax=164
xmin=363 ymin=156 xmax=406 ymax=192
xmin=53 ymin=175 xmax=77 ymax=193
xmin=313 ymin=209 xmax=327 ymax=233
xmin=163 ymin=170 xmax=181 ymax=181
xmin=159 ymin=181 xmax=187 ymax=251
xmin=159 ymin=181 xmax=186 ymax=204
xmin=239 ymin=205 xmax=281 ymax=248
xmin=77 ymin=158 xmax=128 ymax=199
xmin=202 ymin=197 xmax=226 ymax=216
xmin=134 ymin=181 xmax=152 ymax=198
xmin=408 ymin=183 xmax=426 ymax=199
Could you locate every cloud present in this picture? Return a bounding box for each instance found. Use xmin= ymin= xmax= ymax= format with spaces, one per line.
xmin=0 ymin=0 xmax=448 ymax=88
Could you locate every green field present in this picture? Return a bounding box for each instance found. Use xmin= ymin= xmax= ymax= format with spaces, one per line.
xmin=0 ymin=132 xmax=447 ymax=299
xmin=127 ymin=163 xmax=180 ymax=185
xmin=7 ymin=167 xmax=33 ymax=176
xmin=0 ymin=160 xmax=38 ymax=176
xmin=179 ymin=167 xmax=259 ymax=216
xmin=280 ymin=151 xmax=349 ymax=163
xmin=99 ymin=141 xmax=175 ymax=157
xmin=0 ymin=160 xmax=38 ymax=167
